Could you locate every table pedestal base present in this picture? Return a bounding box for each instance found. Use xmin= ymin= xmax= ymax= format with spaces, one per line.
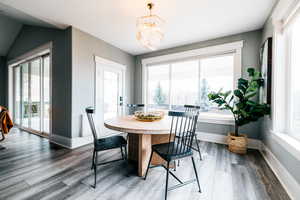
xmin=128 ymin=133 xmax=171 ymax=177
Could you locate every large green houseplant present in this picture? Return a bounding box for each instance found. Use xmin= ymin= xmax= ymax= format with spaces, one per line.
xmin=208 ymin=68 xmax=270 ymax=153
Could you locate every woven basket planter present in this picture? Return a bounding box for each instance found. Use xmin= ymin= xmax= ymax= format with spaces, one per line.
xmin=227 ymin=133 xmax=248 ymax=154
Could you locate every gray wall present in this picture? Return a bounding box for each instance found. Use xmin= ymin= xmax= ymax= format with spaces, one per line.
xmin=261 ymin=18 xmax=300 ymax=185
xmin=7 ymin=25 xmax=73 ymax=138
xmin=71 ymin=27 xmax=135 ymax=138
xmin=135 ymin=30 xmax=263 ymax=139
xmin=0 ymin=56 xmax=6 ymax=106
xmin=0 ymin=15 xmax=22 ymax=56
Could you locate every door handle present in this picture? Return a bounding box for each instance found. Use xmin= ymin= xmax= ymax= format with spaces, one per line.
xmin=119 ymin=96 xmax=123 ymax=106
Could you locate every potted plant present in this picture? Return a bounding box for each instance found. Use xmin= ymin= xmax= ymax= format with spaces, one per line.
xmin=208 ymin=68 xmax=270 ymax=154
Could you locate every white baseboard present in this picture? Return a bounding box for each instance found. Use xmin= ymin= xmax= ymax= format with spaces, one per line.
xmin=260 ymin=143 xmax=300 ymax=200
xmin=196 ymin=131 xmax=262 ymax=150
xmin=50 ymin=134 xmax=93 ymax=149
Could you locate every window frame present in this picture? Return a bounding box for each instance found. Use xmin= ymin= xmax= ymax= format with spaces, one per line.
xmin=141 ymin=41 xmax=243 ymax=123
xmin=267 ymin=0 xmax=300 ymax=166
xmin=8 ymin=42 xmax=53 ymax=136
xmin=275 ymin=11 xmax=300 ymax=141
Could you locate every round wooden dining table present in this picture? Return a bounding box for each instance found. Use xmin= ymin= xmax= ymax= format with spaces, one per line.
xmin=104 ymin=115 xmax=172 ymax=177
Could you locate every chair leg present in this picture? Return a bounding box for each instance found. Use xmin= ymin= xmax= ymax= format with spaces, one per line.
xmin=165 ymin=161 xmax=170 ymax=200
xmin=0 ymin=131 xmax=5 ymax=142
xmin=94 ymin=152 xmax=98 ymax=188
xmin=120 ymin=146 xmax=124 ymax=160
xmin=144 ymin=150 xmax=153 ymax=180
xmin=124 ymin=145 xmax=128 ymax=160
xmin=173 ymin=160 xmax=177 ymax=171
xmin=194 ymin=135 xmax=203 ymax=160
xmin=191 ymin=156 xmax=201 ymax=193
xmin=91 ymin=149 xmax=95 ymax=170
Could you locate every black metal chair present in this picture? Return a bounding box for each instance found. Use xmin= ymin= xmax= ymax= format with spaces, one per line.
xmin=144 ymin=111 xmax=201 ymax=200
xmin=184 ymin=105 xmax=202 ymax=160
xmin=86 ymin=107 xmax=127 ymax=188
xmin=127 ymin=104 xmax=145 ymax=115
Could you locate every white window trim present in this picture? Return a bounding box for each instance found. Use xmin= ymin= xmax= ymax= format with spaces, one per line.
xmin=93 ymin=55 xmax=126 ymax=116
xmin=271 ymin=0 xmax=300 ymax=156
xmin=141 ymin=41 xmax=243 ymax=124
xmin=270 ymin=130 xmax=300 ymax=161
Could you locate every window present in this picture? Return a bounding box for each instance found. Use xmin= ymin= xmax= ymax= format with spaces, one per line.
xmin=144 ymin=52 xmax=238 ymax=117
xmin=285 ymin=15 xmax=300 ymax=140
xmin=147 ymin=64 xmax=170 ymax=110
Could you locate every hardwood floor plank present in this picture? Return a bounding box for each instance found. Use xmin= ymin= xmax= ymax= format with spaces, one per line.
xmin=0 ymin=181 xmax=30 ymax=199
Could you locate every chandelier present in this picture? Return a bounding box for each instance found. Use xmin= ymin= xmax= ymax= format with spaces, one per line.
xmin=136 ymin=3 xmax=165 ymax=50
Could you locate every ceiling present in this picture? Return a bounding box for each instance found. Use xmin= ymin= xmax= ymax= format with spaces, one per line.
xmin=0 ymin=2 xmax=55 ymax=28
xmin=0 ymin=0 xmax=277 ymax=55
xmin=0 ymin=14 xmax=22 ymax=56
xmin=0 ymin=2 xmax=56 ymax=56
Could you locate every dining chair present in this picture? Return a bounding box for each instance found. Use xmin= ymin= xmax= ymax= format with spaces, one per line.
xmin=85 ymin=107 xmax=127 ymax=188
xmin=144 ymin=111 xmax=201 ymax=200
xmin=127 ymin=104 xmax=145 ymax=115
xmin=184 ymin=105 xmax=202 ymax=160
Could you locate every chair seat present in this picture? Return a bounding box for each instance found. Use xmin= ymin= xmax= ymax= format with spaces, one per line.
xmin=152 ymin=142 xmax=193 ymax=162
xmin=95 ymin=135 xmax=127 ymax=151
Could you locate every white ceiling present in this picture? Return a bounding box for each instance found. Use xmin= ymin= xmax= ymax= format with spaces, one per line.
xmin=0 ymin=2 xmax=55 ymax=28
xmin=0 ymin=0 xmax=277 ymax=55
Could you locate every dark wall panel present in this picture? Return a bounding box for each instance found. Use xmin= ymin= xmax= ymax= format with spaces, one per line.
xmin=0 ymin=56 xmax=7 ymax=106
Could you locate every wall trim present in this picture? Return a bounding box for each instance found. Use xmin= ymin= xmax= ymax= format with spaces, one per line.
xmin=198 ymin=114 xmax=235 ymax=125
xmin=94 ymin=55 xmax=126 ymax=71
xmin=141 ymin=40 xmax=243 ymax=106
xmin=141 ymin=41 xmax=244 ymax=66
xmin=196 ymin=131 xmax=262 ymax=150
xmin=50 ymin=134 xmax=93 ymax=149
xmin=8 ymin=42 xmax=53 ymax=66
xmin=260 ymin=143 xmax=300 ymax=200
xmin=270 ymin=131 xmax=300 ymax=161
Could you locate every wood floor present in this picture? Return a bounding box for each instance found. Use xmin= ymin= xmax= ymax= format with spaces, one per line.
xmin=0 ymin=129 xmax=290 ymax=200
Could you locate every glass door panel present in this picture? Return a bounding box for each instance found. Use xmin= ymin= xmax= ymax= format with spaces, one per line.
xmin=43 ymin=56 xmax=50 ymax=134
xmin=103 ymin=71 xmax=119 ymax=120
xmin=21 ymin=63 xmax=29 ymax=128
xmin=30 ymin=59 xmax=41 ymax=131
xmin=13 ymin=67 xmax=21 ymax=124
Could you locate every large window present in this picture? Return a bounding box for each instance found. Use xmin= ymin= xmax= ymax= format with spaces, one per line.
xmin=144 ymin=53 xmax=236 ymax=116
xmin=285 ymin=15 xmax=300 ymax=140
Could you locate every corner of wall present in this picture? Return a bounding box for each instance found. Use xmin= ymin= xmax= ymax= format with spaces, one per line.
xmin=0 ymin=56 xmax=7 ymax=106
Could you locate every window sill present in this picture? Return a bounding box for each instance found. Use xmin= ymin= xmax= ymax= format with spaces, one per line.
xmin=198 ymin=113 xmax=235 ymax=125
xmin=270 ymin=130 xmax=300 ymax=161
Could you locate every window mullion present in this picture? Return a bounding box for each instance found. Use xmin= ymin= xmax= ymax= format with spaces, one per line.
xmin=198 ymin=59 xmax=201 ymax=107
xmin=40 ymin=57 xmax=44 ymax=133
xmin=285 ymin=29 xmax=293 ymax=134
xmin=169 ymin=63 xmax=172 ymax=110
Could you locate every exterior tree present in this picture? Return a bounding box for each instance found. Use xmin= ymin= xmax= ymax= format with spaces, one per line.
xmin=199 ymin=79 xmax=211 ymax=111
xmin=153 ymin=82 xmax=166 ymax=105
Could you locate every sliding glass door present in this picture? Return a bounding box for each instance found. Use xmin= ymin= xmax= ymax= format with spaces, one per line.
xmin=30 ymin=59 xmax=41 ymax=131
xmin=13 ymin=54 xmax=51 ymax=136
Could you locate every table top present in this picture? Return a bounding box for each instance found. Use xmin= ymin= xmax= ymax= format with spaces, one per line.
xmin=104 ymin=115 xmax=171 ymax=134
